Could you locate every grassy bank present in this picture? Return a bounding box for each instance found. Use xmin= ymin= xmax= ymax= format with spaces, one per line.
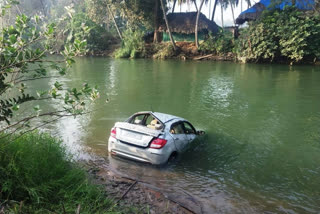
xmin=113 ymin=29 xmax=235 ymax=60
xmin=0 ymin=133 xmax=118 ymax=213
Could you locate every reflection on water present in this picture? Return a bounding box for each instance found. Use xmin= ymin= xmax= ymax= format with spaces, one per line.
xmin=35 ymin=58 xmax=320 ymax=214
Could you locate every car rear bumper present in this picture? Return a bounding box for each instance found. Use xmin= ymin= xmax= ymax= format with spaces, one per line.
xmin=108 ymin=137 xmax=169 ymax=165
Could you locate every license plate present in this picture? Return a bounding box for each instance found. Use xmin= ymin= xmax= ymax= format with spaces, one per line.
xmin=124 ymin=131 xmax=142 ymax=140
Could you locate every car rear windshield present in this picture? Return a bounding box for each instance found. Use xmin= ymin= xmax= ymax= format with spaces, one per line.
xmin=128 ymin=114 xmax=163 ymax=130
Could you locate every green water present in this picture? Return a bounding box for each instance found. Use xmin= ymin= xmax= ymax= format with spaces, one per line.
xmin=35 ymin=58 xmax=320 ymax=213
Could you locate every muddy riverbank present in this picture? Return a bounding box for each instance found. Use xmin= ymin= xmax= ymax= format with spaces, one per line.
xmin=84 ymin=158 xmax=203 ymax=214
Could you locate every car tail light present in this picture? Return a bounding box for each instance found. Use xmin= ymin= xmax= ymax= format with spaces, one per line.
xmin=150 ymin=138 xmax=167 ymax=149
xmin=110 ymin=127 xmax=117 ymax=139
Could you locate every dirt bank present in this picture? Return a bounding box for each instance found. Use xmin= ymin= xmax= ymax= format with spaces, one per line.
xmin=145 ymin=42 xmax=235 ymax=61
xmin=84 ymin=157 xmax=204 ymax=214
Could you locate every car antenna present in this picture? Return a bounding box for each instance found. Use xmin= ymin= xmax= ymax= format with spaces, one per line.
xmin=151 ymin=105 xmax=154 ymax=113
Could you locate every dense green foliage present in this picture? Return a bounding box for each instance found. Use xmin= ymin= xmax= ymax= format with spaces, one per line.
xmin=65 ymin=12 xmax=115 ymax=52
xmin=87 ymin=0 xmax=160 ymax=31
xmin=200 ymin=30 xmax=234 ymax=55
xmin=114 ymin=29 xmax=146 ymax=58
xmin=236 ymin=7 xmax=320 ymax=63
xmin=48 ymin=1 xmax=117 ymax=54
xmin=0 ymin=9 xmax=99 ymax=133
xmin=0 ymin=133 xmax=112 ymax=213
xmin=1 ymin=0 xmax=117 ymax=54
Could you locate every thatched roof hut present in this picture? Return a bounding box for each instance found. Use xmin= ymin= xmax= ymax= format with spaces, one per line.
xmin=159 ymin=12 xmax=220 ymax=34
xmin=236 ymin=0 xmax=315 ymax=25
xmin=235 ymin=3 xmax=266 ymax=25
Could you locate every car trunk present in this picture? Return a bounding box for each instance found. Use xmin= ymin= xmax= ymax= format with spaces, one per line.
xmin=114 ymin=122 xmax=162 ymax=148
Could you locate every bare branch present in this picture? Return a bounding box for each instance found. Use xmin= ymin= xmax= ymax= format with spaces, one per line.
xmin=8 ymin=115 xmax=64 ymax=143
xmin=0 ymin=58 xmax=65 ymax=75
xmin=15 ymin=76 xmax=61 ymax=84
xmin=0 ymin=110 xmax=67 ymax=133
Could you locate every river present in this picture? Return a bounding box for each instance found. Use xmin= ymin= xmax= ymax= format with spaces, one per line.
xmin=34 ymin=57 xmax=320 ymax=213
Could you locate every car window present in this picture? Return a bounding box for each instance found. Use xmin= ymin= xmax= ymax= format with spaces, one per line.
xmin=132 ymin=114 xmax=145 ymax=125
xmin=145 ymin=115 xmax=153 ymax=125
xmin=183 ymin=122 xmax=195 ymax=134
xmin=170 ymin=123 xmax=184 ymax=134
xmin=146 ymin=116 xmax=163 ymax=130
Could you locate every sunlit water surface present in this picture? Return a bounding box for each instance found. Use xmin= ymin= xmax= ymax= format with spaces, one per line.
xmin=29 ymin=58 xmax=320 ymax=213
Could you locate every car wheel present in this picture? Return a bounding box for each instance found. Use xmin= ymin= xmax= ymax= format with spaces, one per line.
xmin=167 ymin=152 xmax=178 ymax=163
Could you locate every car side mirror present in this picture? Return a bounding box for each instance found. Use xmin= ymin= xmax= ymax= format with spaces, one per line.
xmin=196 ymin=130 xmax=205 ymax=135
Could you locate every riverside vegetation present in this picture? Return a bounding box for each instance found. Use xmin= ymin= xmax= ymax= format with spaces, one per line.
xmin=1 ymin=0 xmax=320 ymax=212
xmin=0 ymin=2 xmax=129 ymax=213
xmin=3 ymin=0 xmax=318 ymax=64
xmin=115 ymin=7 xmax=320 ymax=64
xmin=0 ymin=133 xmax=114 ymax=213
xmin=235 ymin=7 xmax=320 ymax=64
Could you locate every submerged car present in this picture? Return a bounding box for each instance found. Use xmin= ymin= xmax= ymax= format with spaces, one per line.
xmin=108 ymin=111 xmax=204 ymax=165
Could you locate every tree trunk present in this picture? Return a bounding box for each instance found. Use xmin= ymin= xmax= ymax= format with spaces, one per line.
xmin=211 ymin=0 xmax=218 ymax=21
xmin=160 ymin=0 xmax=177 ymax=50
xmin=172 ymin=0 xmax=177 ymax=13
xmin=107 ymin=4 xmax=122 ymax=40
xmin=154 ymin=0 xmax=160 ymax=43
xmin=230 ymin=3 xmax=235 ymax=25
xmin=247 ymin=0 xmax=251 ymax=9
xmin=221 ymin=3 xmax=224 ymax=28
xmin=241 ymin=0 xmax=243 ymax=12
xmin=292 ymin=0 xmax=296 ymax=6
xmin=195 ymin=0 xmax=205 ymax=48
xmin=209 ymin=0 xmax=212 ymax=20
xmin=194 ymin=0 xmax=198 ymax=11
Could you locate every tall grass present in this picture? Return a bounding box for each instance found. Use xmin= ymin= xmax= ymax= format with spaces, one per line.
xmin=0 ymin=133 xmax=114 ymax=213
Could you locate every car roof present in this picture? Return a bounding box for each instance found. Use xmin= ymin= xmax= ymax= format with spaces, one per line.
xmin=152 ymin=112 xmax=184 ymax=123
xmin=134 ymin=111 xmax=185 ymax=123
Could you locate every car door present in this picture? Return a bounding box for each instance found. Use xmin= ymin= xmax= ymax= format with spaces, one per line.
xmin=169 ymin=122 xmax=188 ymax=152
xmin=182 ymin=122 xmax=197 ymax=144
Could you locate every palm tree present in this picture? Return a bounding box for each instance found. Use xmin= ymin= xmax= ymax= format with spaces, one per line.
xmin=194 ymin=0 xmax=199 ymax=11
xmin=221 ymin=3 xmax=224 ymax=28
xmin=195 ymin=0 xmax=206 ymax=48
xmin=209 ymin=0 xmax=212 ymax=19
xmin=172 ymin=0 xmax=177 ymax=12
xmin=246 ymin=0 xmax=251 ymax=9
xmin=154 ymin=0 xmax=161 ymax=43
xmin=172 ymin=0 xmax=193 ymax=12
xmin=211 ymin=0 xmax=218 ymax=21
xmin=230 ymin=2 xmax=235 ymax=25
xmin=229 ymin=0 xmax=239 ymax=25
xmin=160 ymin=0 xmax=177 ymax=50
xmin=218 ymin=0 xmax=239 ymax=28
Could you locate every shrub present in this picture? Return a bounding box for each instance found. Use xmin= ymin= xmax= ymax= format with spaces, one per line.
xmin=199 ymin=30 xmax=234 ymax=55
xmin=67 ymin=13 xmax=114 ymax=52
xmin=114 ymin=29 xmax=146 ymax=58
xmin=152 ymin=43 xmax=176 ymax=59
xmin=236 ymin=7 xmax=320 ymax=63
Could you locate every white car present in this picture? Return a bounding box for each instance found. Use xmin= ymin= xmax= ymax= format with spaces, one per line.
xmin=108 ymin=111 xmax=203 ymax=165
